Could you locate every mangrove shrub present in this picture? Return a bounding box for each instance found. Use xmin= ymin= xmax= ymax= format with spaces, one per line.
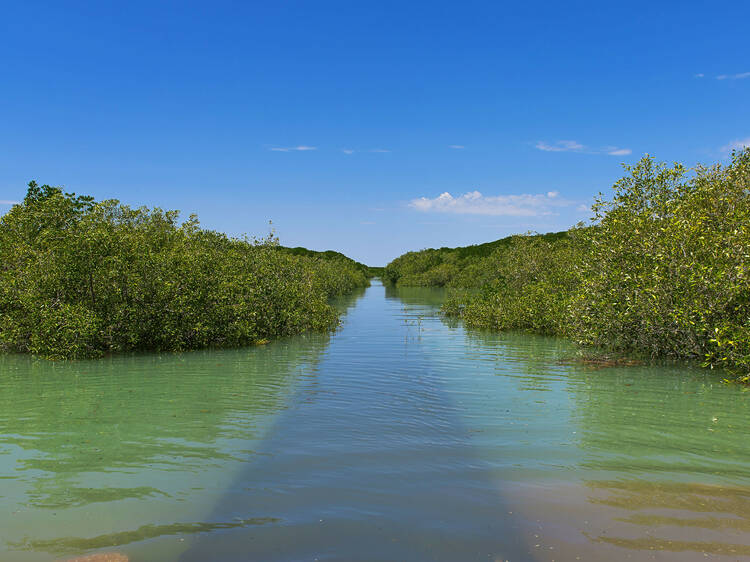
xmin=0 ymin=183 xmax=369 ymax=359
xmin=387 ymin=149 xmax=750 ymax=380
xmin=571 ymin=149 xmax=750 ymax=376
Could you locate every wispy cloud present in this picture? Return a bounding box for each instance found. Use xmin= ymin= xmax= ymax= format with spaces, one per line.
xmin=409 ymin=190 xmax=570 ymax=217
xmin=0 ymin=199 xmax=19 ymax=205
xmin=694 ymin=73 xmax=705 ymax=78
xmin=535 ymin=140 xmax=584 ymax=152
xmin=721 ymin=137 xmax=750 ymax=152
xmin=449 ymin=145 xmax=465 ymax=149
xmin=535 ymin=139 xmax=631 ymax=156
xmin=342 ymin=149 xmax=355 ymax=154
xmin=603 ymin=146 xmax=632 ymax=156
xmin=360 ymin=221 xmax=376 ymax=225
xmin=716 ymin=72 xmax=750 ymax=80
xmin=269 ymin=145 xmax=317 ymax=152
xmin=368 ymin=148 xmax=391 ymax=153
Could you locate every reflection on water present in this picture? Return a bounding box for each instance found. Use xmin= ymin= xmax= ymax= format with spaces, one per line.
xmin=0 ymin=289 xmax=365 ymax=561
xmin=2 ymin=281 xmax=750 ymax=561
xmin=450 ymin=322 xmax=750 ymax=560
xmin=570 ymin=362 xmax=750 ymax=558
xmin=0 ymin=344 xmax=322 ymax=560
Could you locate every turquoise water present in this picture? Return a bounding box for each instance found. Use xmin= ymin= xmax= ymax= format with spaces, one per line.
xmin=1 ymin=281 xmax=749 ymax=561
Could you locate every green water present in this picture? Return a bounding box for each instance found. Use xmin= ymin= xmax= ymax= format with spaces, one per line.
xmin=1 ymin=281 xmax=749 ymax=561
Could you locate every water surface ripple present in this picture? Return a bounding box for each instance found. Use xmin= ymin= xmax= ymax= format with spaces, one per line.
xmin=1 ymin=281 xmax=749 ymax=561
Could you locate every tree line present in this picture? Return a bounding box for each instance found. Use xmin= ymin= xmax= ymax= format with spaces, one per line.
xmin=0 ymin=183 xmax=370 ymax=359
xmin=385 ymin=150 xmax=750 ymax=382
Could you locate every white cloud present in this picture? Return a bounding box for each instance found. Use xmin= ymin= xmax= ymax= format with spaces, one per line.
xmin=449 ymin=145 xmax=465 ymax=149
xmin=0 ymin=200 xmax=19 ymax=205
xmin=605 ymin=147 xmax=632 ymax=156
xmin=535 ymin=140 xmax=584 ymax=152
xmin=409 ymin=190 xmax=569 ymax=217
xmin=721 ymin=137 xmax=750 ymax=152
xmin=360 ymin=221 xmax=376 ymax=225
xmin=269 ymin=145 xmax=317 ymax=152
xmin=694 ymin=73 xmax=705 ymax=78
xmin=536 ymin=140 xmax=631 ymax=156
xmin=716 ymin=72 xmax=750 ymax=80
xmin=340 ymin=148 xmax=390 ymax=154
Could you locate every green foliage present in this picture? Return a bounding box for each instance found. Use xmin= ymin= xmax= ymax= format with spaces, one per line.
xmin=383 ymin=231 xmax=568 ymax=287
xmin=571 ymin=149 xmax=750 ymax=378
xmin=441 ymin=233 xmax=581 ymax=335
xmin=0 ymin=183 xmax=369 ymax=359
xmin=278 ymin=246 xmax=376 ymax=278
xmin=387 ymin=150 xmax=750 ymax=381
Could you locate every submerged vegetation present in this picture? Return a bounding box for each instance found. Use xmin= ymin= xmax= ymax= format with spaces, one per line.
xmin=387 ymin=149 xmax=750 ymax=381
xmin=0 ymin=183 xmax=370 ymax=359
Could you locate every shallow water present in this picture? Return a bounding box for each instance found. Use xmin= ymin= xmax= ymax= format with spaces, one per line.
xmin=1 ymin=280 xmax=749 ymax=561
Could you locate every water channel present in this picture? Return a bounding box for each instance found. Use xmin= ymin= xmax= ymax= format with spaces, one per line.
xmin=1 ymin=280 xmax=749 ymax=561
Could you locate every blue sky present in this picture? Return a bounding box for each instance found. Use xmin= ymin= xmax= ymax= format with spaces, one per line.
xmin=1 ymin=1 xmax=748 ymax=265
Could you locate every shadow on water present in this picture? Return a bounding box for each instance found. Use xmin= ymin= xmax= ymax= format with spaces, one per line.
xmin=5 ymin=280 xmax=750 ymax=561
xmin=181 ymin=281 xmax=750 ymax=561
xmin=180 ymin=280 xmax=530 ymax=561
xmin=0 ymin=291 xmax=368 ymax=560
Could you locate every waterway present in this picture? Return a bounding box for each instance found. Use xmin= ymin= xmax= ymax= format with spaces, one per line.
xmin=1 ymin=280 xmax=749 ymax=561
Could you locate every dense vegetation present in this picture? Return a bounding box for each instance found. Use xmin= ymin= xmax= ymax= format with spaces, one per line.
xmin=383 ymin=231 xmax=567 ymax=288
xmin=280 ymin=246 xmax=382 ymax=278
xmin=388 ymin=150 xmax=750 ymax=381
xmin=0 ymin=183 xmax=370 ymax=359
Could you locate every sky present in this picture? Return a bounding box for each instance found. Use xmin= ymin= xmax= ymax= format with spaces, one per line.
xmin=1 ymin=1 xmax=748 ymax=265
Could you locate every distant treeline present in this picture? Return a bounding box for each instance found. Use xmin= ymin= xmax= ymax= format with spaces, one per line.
xmin=0 ymin=184 xmax=370 ymax=359
xmin=384 ymin=231 xmax=568 ymax=288
xmin=385 ymin=150 xmax=750 ymax=381
xmin=280 ymin=246 xmax=382 ymax=278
